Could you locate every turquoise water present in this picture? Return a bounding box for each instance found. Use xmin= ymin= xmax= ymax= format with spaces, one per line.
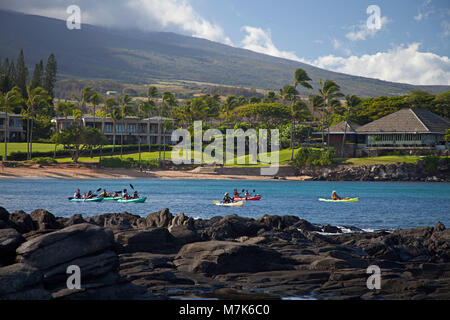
xmin=0 ymin=179 xmax=449 ymax=230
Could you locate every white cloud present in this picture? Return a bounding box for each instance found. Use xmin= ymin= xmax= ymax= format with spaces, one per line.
xmin=308 ymin=43 xmax=450 ymax=85
xmin=240 ymin=26 xmax=303 ymax=62
xmin=345 ymin=16 xmax=389 ymax=41
xmin=332 ymin=38 xmax=351 ymax=56
xmin=414 ymin=0 xmax=433 ymax=21
xmin=0 ymin=0 xmax=233 ymax=45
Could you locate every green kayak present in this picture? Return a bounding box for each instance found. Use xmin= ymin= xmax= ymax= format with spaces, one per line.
xmin=69 ymin=197 xmax=104 ymax=202
xmin=117 ymin=197 xmax=147 ymax=203
xmin=103 ymin=197 xmax=122 ymax=201
xmin=319 ymin=197 xmax=359 ymax=203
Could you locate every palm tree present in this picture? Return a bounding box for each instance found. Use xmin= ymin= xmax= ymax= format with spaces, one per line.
xmin=103 ymin=98 xmax=118 ymax=154
xmin=1 ymin=87 xmax=22 ymax=161
xmin=280 ymin=85 xmax=299 ymax=160
xmin=110 ymin=106 xmax=122 ymax=155
xmin=88 ymin=91 xmax=103 ymax=158
xmin=309 ymin=94 xmax=325 ymax=143
xmin=119 ymin=94 xmax=134 ymax=158
xmin=162 ymin=119 xmax=175 ymax=163
xmin=290 ymin=68 xmax=313 ymax=160
xmin=222 ymin=96 xmax=237 ymax=127
xmin=318 ymin=80 xmax=344 ymax=149
xmin=341 ymin=94 xmax=362 ymax=157
xmin=25 ymin=86 xmax=51 ymax=160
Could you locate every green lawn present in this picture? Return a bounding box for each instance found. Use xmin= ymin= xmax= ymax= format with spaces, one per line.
xmin=2 ymin=143 xmax=441 ymax=168
xmin=341 ymin=156 xmax=420 ymax=166
xmin=0 ymin=143 xmax=65 ymax=156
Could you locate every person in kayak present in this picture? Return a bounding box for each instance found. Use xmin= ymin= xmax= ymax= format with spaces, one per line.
xmin=223 ymin=193 xmax=233 ymax=203
xmin=81 ymin=193 xmax=87 ymax=199
xmin=244 ymin=190 xmax=251 ymax=198
xmin=99 ymin=189 xmax=109 ymax=198
xmin=122 ymin=189 xmax=129 ymax=200
xmin=113 ymin=191 xmax=119 ymax=197
xmin=87 ymin=191 xmax=94 ymax=199
xmin=233 ymin=189 xmax=240 ymax=198
xmin=331 ymin=191 xmax=342 ymax=200
xmin=132 ymin=191 xmax=139 ymax=199
xmin=74 ymin=189 xmax=81 ymax=199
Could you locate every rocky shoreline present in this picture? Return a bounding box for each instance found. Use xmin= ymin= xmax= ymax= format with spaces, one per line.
xmin=0 ymin=207 xmax=449 ymax=300
xmin=297 ymin=159 xmax=450 ymax=182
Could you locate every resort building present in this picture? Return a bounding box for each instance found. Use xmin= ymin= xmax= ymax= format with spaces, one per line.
xmin=0 ymin=112 xmax=25 ymax=142
xmin=323 ymin=108 xmax=450 ymax=157
xmin=51 ymin=115 xmax=176 ymax=145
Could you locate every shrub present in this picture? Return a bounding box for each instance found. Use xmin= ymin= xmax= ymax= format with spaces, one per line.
xmin=32 ymin=157 xmax=57 ymax=165
xmin=423 ymin=155 xmax=440 ymax=173
xmin=292 ymin=147 xmax=335 ymax=168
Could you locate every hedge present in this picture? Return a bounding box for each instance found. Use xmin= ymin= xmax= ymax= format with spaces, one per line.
xmin=8 ymin=144 xmax=173 ymax=161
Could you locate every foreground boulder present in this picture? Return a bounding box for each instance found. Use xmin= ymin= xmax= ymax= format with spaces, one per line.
xmin=114 ymin=228 xmax=177 ymax=253
xmin=30 ymin=209 xmax=60 ymax=231
xmin=174 ymin=241 xmax=294 ymax=275
xmin=16 ymin=223 xmax=115 ymax=269
xmin=145 ymin=208 xmax=173 ymax=228
xmin=8 ymin=210 xmax=34 ymax=234
xmin=0 ymin=263 xmax=50 ymax=300
xmin=0 ymin=229 xmax=25 ymax=265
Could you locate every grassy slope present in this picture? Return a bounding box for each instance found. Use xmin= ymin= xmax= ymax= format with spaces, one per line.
xmin=2 ymin=143 xmax=435 ymax=167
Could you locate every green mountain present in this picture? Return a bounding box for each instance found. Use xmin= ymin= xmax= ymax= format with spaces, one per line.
xmin=1 ymin=10 xmax=448 ymax=98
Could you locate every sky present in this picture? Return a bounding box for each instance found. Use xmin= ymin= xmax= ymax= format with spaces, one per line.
xmin=1 ymin=0 xmax=449 ymax=85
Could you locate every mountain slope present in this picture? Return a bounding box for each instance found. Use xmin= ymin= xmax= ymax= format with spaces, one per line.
xmin=1 ymin=10 xmax=448 ymax=97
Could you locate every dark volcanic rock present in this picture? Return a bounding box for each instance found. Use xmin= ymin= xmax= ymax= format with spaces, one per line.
xmin=0 ymin=228 xmax=25 ymax=265
xmin=64 ymin=214 xmax=85 ymax=227
xmin=145 ymin=208 xmax=173 ymax=228
xmin=198 ymin=215 xmax=264 ymax=240
xmin=114 ymin=228 xmax=177 ymax=253
xmin=256 ymin=215 xmax=300 ymax=230
xmin=87 ymin=212 xmax=146 ymax=230
xmin=8 ymin=210 xmax=34 ymax=234
xmin=30 ymin=209 xmax=60 ymax=231
xmin=0 ymin=263 xmax=50 ymax=299
xmin=16 ymin=223 xmax=115 ymax=269
xmin=169 ymin=225 xmax=201 ymax=245
xmin=0 ymin=207 xmax=9 ymax=223
xmin=174 ymin=241 xmax=293 ymax=275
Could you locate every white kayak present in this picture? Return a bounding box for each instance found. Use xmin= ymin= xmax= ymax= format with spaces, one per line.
xmin=212 ymin=201 xmax=244 ymax=207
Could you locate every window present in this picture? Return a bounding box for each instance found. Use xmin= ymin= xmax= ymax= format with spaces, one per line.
xmin=104 ymin=123 xmax=113 ymax=133
xmin=127 ymin=124 xmax=136 ymax=133
xmin=116 ymin=124 xmax=124 ymax=133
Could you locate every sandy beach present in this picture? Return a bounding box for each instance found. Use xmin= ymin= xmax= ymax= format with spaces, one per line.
xmin=0 ymin=163 xmax=312 ymax=181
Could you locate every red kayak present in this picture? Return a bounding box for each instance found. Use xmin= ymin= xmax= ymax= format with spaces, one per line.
xmin=233 ymin=195 xmax=262 ymax=201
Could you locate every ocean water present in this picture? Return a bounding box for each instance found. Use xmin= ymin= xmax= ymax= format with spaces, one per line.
xmin=0 ymin=178 xmax=449 ymax=230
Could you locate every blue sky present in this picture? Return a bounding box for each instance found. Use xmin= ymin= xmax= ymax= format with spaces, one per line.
xmin=1 ymin=0 xmax=449 ymax=85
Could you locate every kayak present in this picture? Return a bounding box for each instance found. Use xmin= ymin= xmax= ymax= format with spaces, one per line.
xmin=233 ymin=195 xmax=261 ymax=201
xmin=103 ymin=197 xmax=122 ymax=201
xmin=318 ymin=198 xmax=359 ymax=203
xmin=117 ymin=197 xmax=147 ymax=203
xmin=69 ymin=197 xmax=104 ymax=202
xmin=212 ymin=201 xmax=244 ymax=207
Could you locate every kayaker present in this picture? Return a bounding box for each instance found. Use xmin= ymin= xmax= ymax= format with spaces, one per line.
xmin=244 ymin=190 xmax=251 ymax=198
xmin=122 ymin=189 xmax=129 ymax=200
xmin=331 ymin=190 xmax=342 ymax=200
xmin=113 ymin=191 xmax=119 ymax=197
xmin=233 ymin=189 xmax=240 ymax=198
xmin=81 ymin=193 xmax=87 ymax=199
xmin=99 ymin=189 xmax=109 ymax=198
xmin=223 ymin=193 xmax=233 ymax=203
xmin=74 ymin=189 xmax=81 ymax=199
xmin=132 ymin=191 xmax=138 ymax=199
xmin=87 ymin=191 xmax=94 ymax=199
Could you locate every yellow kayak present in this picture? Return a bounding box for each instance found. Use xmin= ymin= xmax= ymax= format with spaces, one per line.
xmin=318 ymin=197 xmax=359 ymax=203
